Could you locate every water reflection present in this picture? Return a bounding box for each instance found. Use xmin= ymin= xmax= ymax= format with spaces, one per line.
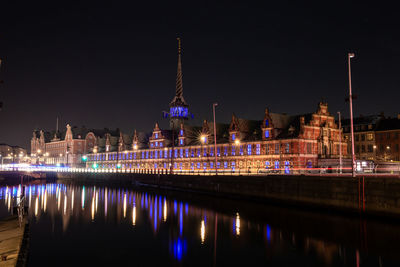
xmin=0 ymin=183 xmax=399 ymax=266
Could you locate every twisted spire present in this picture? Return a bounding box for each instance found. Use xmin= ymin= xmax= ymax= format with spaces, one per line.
xmin=170 ymin=37 xmax=187 ymax=106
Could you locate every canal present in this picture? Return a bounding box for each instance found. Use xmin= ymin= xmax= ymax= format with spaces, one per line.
xmin=1 ymin=181 xmax=400 ymax=266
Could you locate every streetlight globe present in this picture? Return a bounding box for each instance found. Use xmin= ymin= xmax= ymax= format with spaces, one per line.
xmin=235 ymin=139 xmax=240 ymax=145
xmin=200 ymin=135 xmax=206 ymax=143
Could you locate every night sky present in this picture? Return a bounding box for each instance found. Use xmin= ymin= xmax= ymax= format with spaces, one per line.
xmin=0 ymin=1 xmax=399 ymax=149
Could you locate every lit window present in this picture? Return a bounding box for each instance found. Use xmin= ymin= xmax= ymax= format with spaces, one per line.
xmin=231 ymin=145 xmax=236 ymax=156
xmin=256 ymin=144 xmax=260 ymax=155
xmin=180 ymin=149 xmax=183 ymax=158
xmin=265 ymin=130 xmax=270 ymax=138
xmin=174 ymin=149 xmax=178 ymax=158
xmin=155 ymin=133 xmax=158 ymax=139
xmin=155 ymin=141 xmax=158 ymax=147
xmin=274 ymin=161 xmax=279 ymax=169
xmin=224 ymin=146 xmax=228 ymax=156
xmin=247 ymin=144 xmax=252 ymax=155
xmin=265 ymin=161 xmax=270 ymax=169
xmin=232 ymin=133 xmax=236 ymax=141
xmin=224 ymin=161 xmax=228 ymax=168
xmin=217 ymin=147 xmax=220 ymax=156
xmin=150 ymin=143 xmax=154 ymax=148
xmin=180 ymin=130 xmax=184 ymax=136
xmin=210 ymin=162 xmax=214 ymax=169
xmin=197 ymin=162 xmax=201 ymax=169
xmin=284 ymin=161 xmax=290 ymax=174
xmin=179 ymin=139 xmax=183 ymax=145
xmin=265 ymin=119 xmax=269 ymax=127
xmin=285 ymin=143 xmax=290 ymax=153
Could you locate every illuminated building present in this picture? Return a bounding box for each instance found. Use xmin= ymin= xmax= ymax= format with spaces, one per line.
xmin=83 ymin=40 xmax=347 ymax=173
xmin=30 ymin=125 xmax=126 ymax=167
xmin=85 ymin=102 xmax=346 ymax=173
xmin=0 ymin=144 xmax=27 ymax=164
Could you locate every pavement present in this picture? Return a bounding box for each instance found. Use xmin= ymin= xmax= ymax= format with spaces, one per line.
xmin=0 ymin=215 xmax=26 ymax=267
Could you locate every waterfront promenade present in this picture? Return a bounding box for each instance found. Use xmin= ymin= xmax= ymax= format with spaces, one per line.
xmin=0 ymin=216 xmax=27 ymax=266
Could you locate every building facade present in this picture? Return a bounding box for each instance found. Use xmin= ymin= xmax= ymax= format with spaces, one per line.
xmin=84 ymin=40 xmax=347 ymax=174
xmin=342 ymin=115 xmax=380 ymax=161
xmin=30 ymin=125 xmax=124 ymax=167
xmin=375 ymin=116 xmax=400 ymax=161
xmin=85 ymin=103 xmax=347 ymax=174
xmin=0 ymin=144 xmax=28 ymax=165
xmin=343 ymin=114 xmax=400 ymax=162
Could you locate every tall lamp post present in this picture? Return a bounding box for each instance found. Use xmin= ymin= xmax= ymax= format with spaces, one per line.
xmin=213 ymin=103 xmax=218 ymax=175
xmin=338 ymin=111 xmax=342 ymax=174
xmin=348 ymin=52 xmax=356 ymax=177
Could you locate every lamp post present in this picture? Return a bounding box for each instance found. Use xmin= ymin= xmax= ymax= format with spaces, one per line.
xmin=338 ymin=111 xmax=342 ymax=174
xmin=348 ymin=52 xmax=356 ymax=177
xmin=200 ymin=135 xmax=206 ymax=174
xmin=213 ymin=103 xmax=218 ymax=175
xmin=235 ymin=139 xmax=240 ymax=174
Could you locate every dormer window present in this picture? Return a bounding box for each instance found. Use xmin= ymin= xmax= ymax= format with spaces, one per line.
xmin=179 ymin=139 xmax=184 ymax=145
xmin=265 ymin=119 xmax=269 ymax=127
xmin=180 ymin=130 xmax=184 ymax=136
xmin=155 ymin=133 xmax=158 ymax=139
xmin=264 ymin=130 xmax=270 ymax=138
xmin=232 ymin=133 xmax=236 ymax=141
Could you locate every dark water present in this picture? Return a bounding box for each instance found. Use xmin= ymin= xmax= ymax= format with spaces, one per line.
xmin=1 ymin=182 xmax=400 ymax=266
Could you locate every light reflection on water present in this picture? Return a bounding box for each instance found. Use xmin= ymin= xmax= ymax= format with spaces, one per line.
xmin=0 ymin=183 xmax=399 ymax=266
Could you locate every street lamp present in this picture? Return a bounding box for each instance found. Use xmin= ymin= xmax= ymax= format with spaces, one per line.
xmin=213 ymin=103 xmax=218 ymax=175
xmin=348 ymin=52 xmax=356 ymax=177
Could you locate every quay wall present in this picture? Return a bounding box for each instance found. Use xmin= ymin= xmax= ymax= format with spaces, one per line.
xmin=56 ymin=172 xmax=400 ymax=217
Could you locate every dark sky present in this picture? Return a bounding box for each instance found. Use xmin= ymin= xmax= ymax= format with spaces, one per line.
xmin=0 ymin=1 xmax=399 ymax=149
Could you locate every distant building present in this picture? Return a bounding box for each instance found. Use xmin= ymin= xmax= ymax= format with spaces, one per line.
xmin=342 ymin=115 xmax=381 ymax=161
xmin=30 ymin=125 xmax=124 ymax=167
xmin=0 ymin=143 xmax=28 ymax=164
xmin=375 ymin=115 xmax=400 ymax=161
